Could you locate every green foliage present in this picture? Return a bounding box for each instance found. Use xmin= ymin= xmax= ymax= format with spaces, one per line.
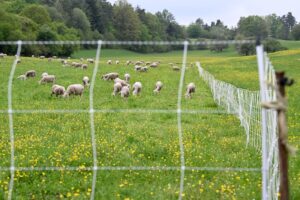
xmin=292 ymin=24 xmax=300 ymax=40
xmin=20 ymin=4 xmax=51 ymax=25
xmin=263 ymin=38 xmax=287 ymax=53
xmin=237 ymin=16 xmax=268 ymax=39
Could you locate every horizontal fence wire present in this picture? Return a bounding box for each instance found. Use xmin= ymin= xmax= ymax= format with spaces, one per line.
xmin=0 ymin=40 xmax=255 ymax=46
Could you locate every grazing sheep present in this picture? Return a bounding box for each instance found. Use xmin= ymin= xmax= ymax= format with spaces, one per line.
xmin=82 ymin=76 xmax=90 ymax=88
xmin=150 ymin=62 xmax=159 ymax=68
xmin=115 ymin=60 xmax=120 ymax=64
xmin=82 ymin=64 xmax=88 ymax=70
xmin=39 ymin=56 xmax=45 ymax=59
xmin=87 ymin=58 xmax=94 ymax=63
xmin=16 ymin=59 xmax=21 ymax=64
xmin=102 ymin=72 xmax=119 ymax=81
xmin=124 ymin=73 xmax=130 ymax=83
xmin=153 ymin=81 xmax=163 ymax=93
xmin=134 ymin=65 xmax=142 ymax=71
xmin=17 ymin=75 xmax=26 ymax=80
xmin=172 ymin=66 xmax=180 ymax=71
xmin=135 ymin=61 xmax=143 ymax=65
xmin=112 ymin=82 xmax=122 ymax=96
xmin=145 ymin=62 xmax=151 ymax=65
xmin=126 ymin=60 xmax=132 ymax=65
xmin=114 ymin=78 xmax=128 ymax=87
xmin=39 ymin=75 xmax=56 ymax=84
xmin=132 ymin=82 xmax=142 ymax=96
xmin=63 ymin=84 xmax=84 ymax=98
xmin=48 ymin=58 xmax=52 ymax=62
xmin=140 ymin=66 xmax=148 ymax=72
xmin=120 ymin=85 xmax=130 ymax=98
xmin=107 ymin=60 xmax=112 ymax=65
xmin=25 ymin=70 xmax=36 ymax=78
xmin=41 ymin=72 xmax=48 ymax=77
xmin=80 ymin=58 xmax=84 ymax=62
xmin=51 ymin=84 xmax=65 ymax=97
xmin=185 ymin=82 xmax=196 ymax=98
xmin=52 ymin=56 xmax=57 ymax=59
xmin=0 ymin=53 xmax=5 ymax=58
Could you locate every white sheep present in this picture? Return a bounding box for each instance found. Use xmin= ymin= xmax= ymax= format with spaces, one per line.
xmin=145 ymin=62 xmax=151 ymax=65
xmin=112 ymin=82 xmax=122 ymax=96
xmin=41 ymin=72 xmax=48 ymax=78
xmin=132 ymin=82 xmax=142 ymax=96
xmin=82 ymin=64 xmax=88 ymax=70
xmin=126 ymin=60 xmax=132 ymax=65
xmin=140 ymin=66 xmax=148 ymax=72
xmin=114 ymin=78 xmax=128 ymax=87
xmin=115 ymin=60 xmax=120 ymax=64
xmin=153 ymin=81 xmax=163 ymax=93
xmin=39 ymin=56 xmax=45 ymax=59
xmin=135 ymin=61 xmax=143 ymax=65
xmin=39 ymin=75 xmax=56 ymax=84
xmin=172 ymin=66 xmax=180 ymax=71
xmin=82 ymin=76 xmax=90 ymax=88
xmin=63 ymin=84 xmax=84 ymax=98
xmin=48 ymin=58 xmax=52 ymax=62
xmin=87 ymin=58 xmax=94 ymax=63
xmin=134 ymin=65 xmax=142 ymax=71
xmin=102 ymin=72 xmax=119 ymax=81
xmin=107 ymin=60 xmax=112 ymax=65
xmin=124 ymin=73 xmax=130 ymax=83
xmin=25 ymin=70 xmax=36 ymax=78
xmin=51 ymin=84 xmax=65 ymax=97
xmin=185 ymin=82 xmax=196 ymax=98
xmin=120 ymin=85 xmax=130 ymax=98
xmin=150 ymin=62 xmax=159 ymax=68
xmin=17 ymin=75 xmax=26 ymax=80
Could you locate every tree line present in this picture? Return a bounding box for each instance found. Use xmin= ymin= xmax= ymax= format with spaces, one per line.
xmin=0 ymin=0 xmax=299 ymax=56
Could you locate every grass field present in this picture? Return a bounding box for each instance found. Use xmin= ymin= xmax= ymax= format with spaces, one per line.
xmin=0 ymin=44 xmax=299 ymax=199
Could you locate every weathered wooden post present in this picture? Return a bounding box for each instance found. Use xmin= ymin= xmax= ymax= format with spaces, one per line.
xmin=262 ymin=71 xmax=294 ymax=200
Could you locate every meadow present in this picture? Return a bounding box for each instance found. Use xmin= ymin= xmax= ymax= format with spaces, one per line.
xmin=0 ymin=43 xmax=299 ymax=199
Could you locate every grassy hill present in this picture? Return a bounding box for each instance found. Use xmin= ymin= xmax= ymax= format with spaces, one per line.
xmin=0 ymin=46 xmax=299 ymax=199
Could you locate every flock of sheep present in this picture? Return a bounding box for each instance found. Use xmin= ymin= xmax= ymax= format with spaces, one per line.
xmin=13 ymin=56 xmax=196 ymax=99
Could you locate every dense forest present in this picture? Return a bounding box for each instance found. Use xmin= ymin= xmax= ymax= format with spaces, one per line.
xmin=0 ymin=0 xmax=300 ymax=56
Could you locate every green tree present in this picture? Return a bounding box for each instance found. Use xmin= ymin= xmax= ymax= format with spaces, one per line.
xmin=113 ymin=0 xmax=141 ymax=41
xmin=20 ymin=4 xmax=51 ymax=25
xmin=237 ymin=16 xmax=268 ymax=39
xmin=292 ymin=24 xmax=300 ymax=40
xmin=187 ymin=23 xmax=202 ymax=38
xmin=70 ymin=8 xmax=91 ymax=39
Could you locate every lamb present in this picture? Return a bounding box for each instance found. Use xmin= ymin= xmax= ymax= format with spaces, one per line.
xmin=120 ymin=85 xmax=130 ymax=98
xmin=124 ymin=73 xmax=130 ymax=83
xmin=87 ymin=58 xmax=94 ymax=63
xmin=134 ymin=65 xmax=142 ymax=71
xmin=39 ymin=75 xmax=56 ymax=84
xmin=51 ymin=84 xmax=65 ymax=97
xmin=107 ymin=60 xmax=112 ymax=65
xmin=63 ymin=84 xmax=84 ymax=98
xmin=25 ymin=70 xmax=36 ymax=78
xmin=132 ymin=82 xmax=142 ymax=96
xmin=185 ymin=82 xmax=196 ymax=98
xmin=140 ymin=66 xmax=148 ymax=72
xmin=112 ymin=82 xmax=122 ymax=96
xmin=82 ymin=76 xmax=90 ymax=88
xmin=153 ymin=81 xmax=163 ymax=93
xmin=41 ymin=72 xmax=48 ymax=77
xmin=115 ymin=60 xmax=120 ymax=64
xmin=17 ymin=75 xmax=26 ymax=80
xmin=101 ymin=72 xmax=119 ymax=81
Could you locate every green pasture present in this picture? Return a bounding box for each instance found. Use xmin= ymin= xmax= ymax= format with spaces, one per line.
xmin=0 ymin=45 xmax=299 ymax=199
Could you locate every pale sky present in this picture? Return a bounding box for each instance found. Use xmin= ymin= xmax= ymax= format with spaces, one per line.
xmin=107 ymin=0 xmax=299 ymax=27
